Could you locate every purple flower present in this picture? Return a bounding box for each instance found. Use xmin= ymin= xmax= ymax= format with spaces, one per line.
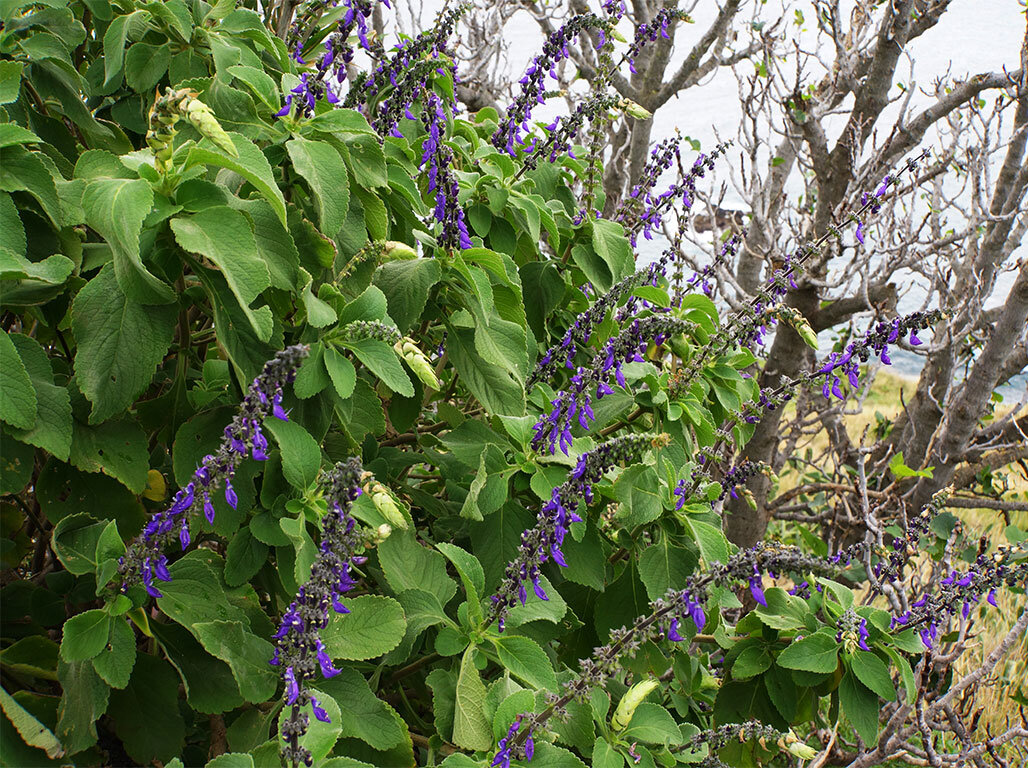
xmin=749 ymin=567 xmax=767 ymax=606
xmin=225 ymin=479 xmax=237 ymax=510
xmin=855 ymin=220 xmax=865 ymax=245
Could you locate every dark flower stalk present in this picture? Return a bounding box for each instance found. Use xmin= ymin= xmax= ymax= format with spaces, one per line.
xmin=493 ymin=541 xmax=871 ymax=764
xmin=528 ymin=252 xmax=676 ymax=388
xmin=117 ymin=345 xmax=309 ymax=596
xmin=492 ymin=12 xmax=609 ymax=157
xmin=273 ymin=459 xmax=369 ymax=768
xmin=488 ymin=434 xmax=669 ymax=630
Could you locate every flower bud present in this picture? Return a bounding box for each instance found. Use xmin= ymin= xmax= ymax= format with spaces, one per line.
xmin=780 ymin=732 xmax=817 ymax=760
xmin=395 ymin=338 xmax=440 ymax=390
xmin=612 ymin=678 xmax=659 ymax=730
xmin=382 ymin=241 xmax=418 ymax=260
xmin=623 ymin=100 xmax=653 ymax=120
xmin=371 ymin=484 xmax=408 ymax=530
xmin=374 ymin=523 xmax=393 ymax=542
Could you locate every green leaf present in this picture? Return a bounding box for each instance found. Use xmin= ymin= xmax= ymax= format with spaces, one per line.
xmin=108 ymin=654 xmax=185 ymax=764
xmin=620 ymin=702 xmax=683 ymax=746
xmin=732 ymin=645 xmax=772 ymax=679
xmin=373 ymin=258 xmax=441 ymax=333
xmin=155 ymin=553 xmax=251 ymax=628
xmin=447 ymin=326 xmax=525 ymax=416
xmin=186 ymin=133 xmax=287 ymax=225
xmin=840 ymin=670 xmax=879 ymax=745
xmin=6 ymin=334 xmax=72 ymax=460
xmin=191 ymin=621 xmax=278 ymax=704
xmin=776 ymin=631 xmax=840 ymax=673
xmin=81 ymin=178 xmax=175 ymax=305
xmin=68 ymin=417 xmax=149 ymax=493
xmin=637 ymin=537 xmax=696 ymax=602
xmin=60 ymin=610 xmax=112 ymax=663
xmin=613 ymin=464 xmax=662 ymax=528
xmin=286 ymin=137 xmax=350 ymax=236
xmin=684 ymin=518 xmax=731 ymax=565
xmin=378 ymin=530 xmax=457 ymax=607
xmin=881 ymin=646 xmax=916 ymax=705
xmin=590 ymin=219 xmax=634 ymax=286
xmin=227 ymin=64 xmax=278 ymax=109
xmin=0 ymin=686 xmax=64 ymax=759
xmin=224 ymin=525 xmax=269 ymax=587
xmin=888 ymin=451 xmax=933 ymax=479
xmin=490 ymin=634 xmax=557 ymax=691
xmin=0 ymin=147 xmax=63 ymax=228
xmin=319 ymin=669 xmax=407 ymax=750
xmin=343 ymin=133 xmax=387 ymax=188
xmin=124 ymin=41 xmax=170 ymax=91
xmin=56 ymin=659 xmax=109 ymax=756
xmin=90 ymin=617 xmax=136 ymax=689
xmin=51 ymin=514 xmax=105 ymax=575
xmin=102 ymin=11 xmax=149 ymax=87
xmin=207 ymin=754 xmax=255 ymax=768
xmin=324 ymin=347 xmax=356 ymax=399
xmin=151 ymin=621 xmax=245 ymax=714
xmin=0 ymin=329 xmax=36 ymax=429
xmin=0 ymin=637 xmax=59 ymax=681
xmin=171 ymin=207 xmax=272 ymax=341
xmin=436 ymin=542 xmax=485 ymax=610
xmin=275 ymin=690 xmax=340 ymax=764
xmin=0 ymin=60 xmax=24 ymax=104
xmin=452 ymin=646 xmax=492 ymax=751
xmin=0 ymin=123 xmax=42 ymax=149
xmin=71 ymin=266 xmax=177 ymax=424
xmin=342 ymin=337 xmax=413 ymax=397
xmin=263 ymin=417 xmax=322 ymax=490
xmin=322 ymin=595 xmax=406 ymax=661
xmin=849 ymin=650 xmax=895 ymax=701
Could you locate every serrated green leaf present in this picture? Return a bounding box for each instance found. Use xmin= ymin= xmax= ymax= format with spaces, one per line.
xmin=191 ymin=621 xmax=278 ymax=704
xmin=0 ymin=686 xmax=64 ymax=758
xmin=343 ymin=337 xmax=413 ymax=397
xmin=186 ymin=133 xmax=287 ymax=225
xmin=0 ymin=328 xmax=36 ymax=430
xmin=321 ymin=595 xmax=406 ymax=661
xmin=286 ymin=137 xmax=350 ymax=236
xmin=71 ymin=266 xmax=177 ymax=424
xmin=490 ymin=634 xmax=557 ymax=691
xmin=452 ymin=646 xmax=492 ymax=751
xmin=90 ymin=617 xmax=136 ymax=689
xmin=776 ymin=631 xmax=839 ymax=673
xmin=60 ymin=610 xmax=112 ymax=663
xmin=263 ymin=417 xmax=321 ymax=490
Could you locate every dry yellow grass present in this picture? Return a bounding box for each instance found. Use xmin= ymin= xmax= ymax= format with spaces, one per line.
xmin=774 ymin=369 xmax=1028 ymax=745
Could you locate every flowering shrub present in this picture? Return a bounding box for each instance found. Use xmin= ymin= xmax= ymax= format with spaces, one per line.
xmin=1 ymin=2 xmax=1025 ymax=768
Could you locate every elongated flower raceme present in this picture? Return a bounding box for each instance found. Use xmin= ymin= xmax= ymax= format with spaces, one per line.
xmin=489 ymin=434 xmax=669 ymax=630
xmin=273 ymin=459 xmax=368 ymax=768
xmin=117 ymin=345 xmax=308 ymax=597
xmin=418 ymin=92 xmax=472 ymax=250
xmin=532 ymin=316 xmax=696 ymax=454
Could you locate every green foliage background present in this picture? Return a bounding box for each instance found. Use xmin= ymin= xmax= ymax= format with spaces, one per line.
xmin=0 ymin=2 xmax=976 ymax=767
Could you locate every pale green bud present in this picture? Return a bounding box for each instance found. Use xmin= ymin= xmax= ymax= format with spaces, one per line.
xmin=612 ymin=678 xmax=659 ymax=731
xmin=370 ymin=482 xmax=408 ymax=530
xmin=623 ymin=100 xmax=653 ymax=120
xmin=383 ymin=241 xmax=417 ymax=260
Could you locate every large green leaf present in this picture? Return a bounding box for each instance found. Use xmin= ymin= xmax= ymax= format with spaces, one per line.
xmin=6 ymin=334 xmax=72 ymax=460
xmin=171 ymin=207 xmax=272 ymax=341
xmin=107 ymin=654 xmax=185 ymax=764
xmin=81 ymin=177 xmax=175 ymax=304
xmin=321 ymin=595 xmax=406 ymax=661
xmin=373 ymin=258 xmax=441 ymax=333
xmin=191 ymin=621 xmax=278 ymax=704
xmin=68 ymin=416 xmax=149 ymax=493
xmin=613 ymin=464 xmax=662 ymax=528
xmin=319 ymin=669 xmax=407 ymax=751
xmin=776 ymin=631 xmax=840 ymax=673
xmin=71 ymin=266 xmax=177 ymax=424
xmin=378 ymin=530 xmax=457 ymax=606
xmin=0 ymin=686 xmax=64 ymax=759
xmin=452 ymin=646 xmax=492 ymax=751
xmin=60 ymin=609 xmax=113 ymax=663
xmin=447 ymin=326 xmax=525 ymax=416
xmin=342 ymin=338 xmax=413 ymax=397
xmin=840 ymin=670 xmax=879 ymax=745
xmin=151 ymin=621 xmax=245 ymax=714
xmin=186 ymin=133 xmax=287 ymax=225
xmin=637 ymin=537 xmax=696 ymax=602
xmin=490 ymin=634 xmax=557 ymax=691
xmin=286 ymin=137 xmax=350 ymax=236
xmin=90 ymin=617 xmax=136 ymax=690
xmin=849 ymin=650 xmax=896 ymax=702
xmin=263 ymin=417 xmax=322 ymax=490
xmin=56 ymin=660 xmax=109 ymax=756
xmin=0 ymin=328 xmax=36 ymax=430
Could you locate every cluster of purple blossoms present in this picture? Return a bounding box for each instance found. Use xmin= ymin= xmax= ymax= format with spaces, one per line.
xmin=273 ymin=459 xmax=367 ymax=768
xmin=519 ymin=93 xmax=627 ymax=171
xmin=491 ymin=12 xmax=607 ymax=156
xmin=836 ymin=609 xmax=871 ymax=651
xmin=531 ymin=315 xmax=695 ymax=454
xmin=615 ymin=136 xmax=682 ymax=244
xmin=117 ymin=345 xmax=308 ymax=596
xmin=683 ymin=232 xmax=743 ymax=303
xmin=625 ymin=6 xmax=684 ymax=74
xmin=355 ymin=4 xmax=467 ymax=138
xmin=418 ymin=93 xmax=472 ymax=250
xmin=817 ymin=311 xmax=934 ymax=400
xmin=624 ymin=142 xmax=730 ymax=244
xmin=489 ymin=434 xmax=665 ymax=630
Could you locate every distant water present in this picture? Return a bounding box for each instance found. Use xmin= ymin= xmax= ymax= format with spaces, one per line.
xmin=413 ymin=0 xmax=1028 ymax=398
